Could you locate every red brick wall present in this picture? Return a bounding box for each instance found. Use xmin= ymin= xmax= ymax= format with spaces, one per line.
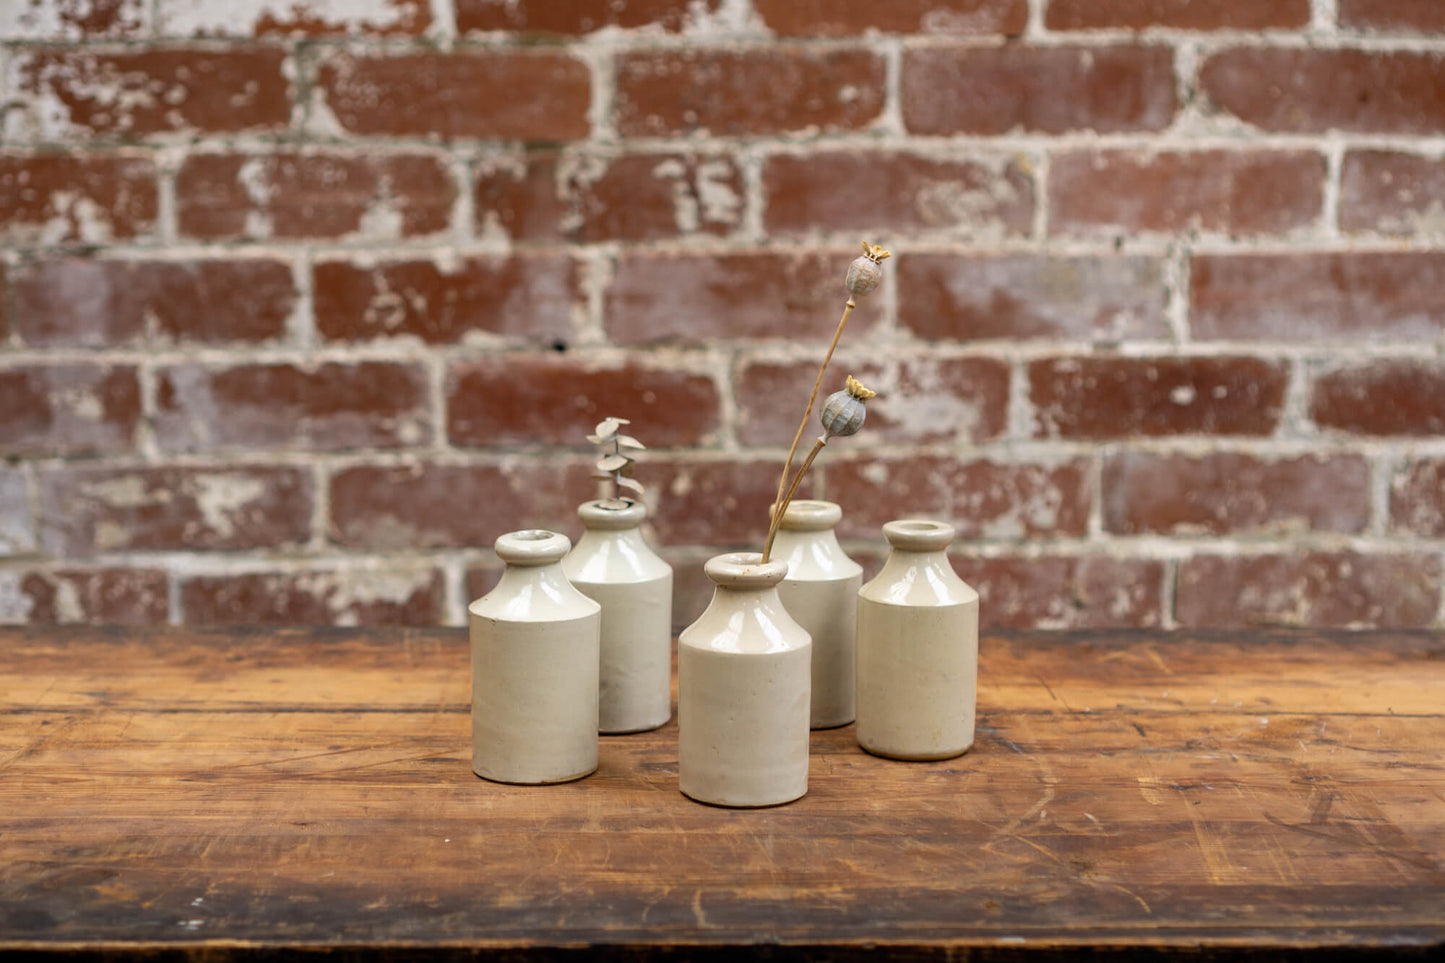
xmin=2 ymin=0 xmax=1443 ymax=631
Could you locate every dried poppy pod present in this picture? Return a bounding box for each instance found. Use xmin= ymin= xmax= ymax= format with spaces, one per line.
xmin=845 ymin=242 xmax=891 ymax=299
xmin=820 ymin=375 xmax=877 ymax=438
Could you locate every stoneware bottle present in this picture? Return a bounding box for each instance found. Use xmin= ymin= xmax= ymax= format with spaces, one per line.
xmin=856 ymin=519 xmax=979 ymax=761
xmin=470 ymin=529 xmax=601 ymax=784
xmin=678 ymin=552 xmax=812 ymax=807
xmin=562 ymin=499 xmax=673 ymax=734
xmin=772 ymin=499 xmax=862 ymax=729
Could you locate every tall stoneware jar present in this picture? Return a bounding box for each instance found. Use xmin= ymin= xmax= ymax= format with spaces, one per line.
xmin=562 ymin=499 xmax=673 ymax=734
xmin=856 ymin=519 xmax=979 ymax=761
xmin=678 ymin=552 xmax=812 ymax=807
xmin=772 ymin=500 xmax=862 ymax=729
xmin=470 ymin=529 xmax=600 ymax=784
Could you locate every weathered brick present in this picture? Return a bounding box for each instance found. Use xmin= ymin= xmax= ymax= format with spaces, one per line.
xmin=447 ymin=357 xmax=721 ymax=448
xmin=475 ymin=151 xmax=744 ymax=243
xmin=39 ymin=465 xmax=313 ymax=555
xmin=1192 ymin=252 xmax=1445 ymax=342
xmin=827 ymin=454 xmax=1093 ymax=540
xmin=1051 ymin=150 xmax=1324 ymax=237
xmin=0 ymin=467 xmax=34 ymax=555
xmin=10 ymin=48 xmax=290 ymax=140
xmin=0 ymin=262 xmax=9 ymax=340
xmin=1102 ymin=451 xmax=1371 ymax=536
xmin=11 ymin=258 xmax=295 ymax=346
xmin=645 ymin=457 xmax=778 ymax=548
xmin=456 ymin=0 xmax=712 ymax=34
xmin=616 ymin=48 xmax=885 ymax=138
xmin=157 ymin=0 xmax=430 ymax=35
xmin=1339 ymin=0 xmax=1445 ymax=32
xmin=1176 ymin=553 xmax=1441 ymax=629
xmin=1310 ymin=361 xmax=1445 ymax=436
xmin=1200 ymin=49 xmax=1445 ymax=134
xmin=754 ymin=0 xmax=1026 ymax=36
xmin=0 ymin=568 xmax=168 ymax=625
xmin=735 ymin=354 xmax=1009 ymax=446
xmin=1391 ymin=459 xmax=1445 ymax=537
xmin=1047 ymin=0 xmax=1308 ymax=30
xmin=899 ymin=254 xmax=1168 ymax=341
xmin=605 ymin=250 xmax=877 ymax=345
xmin=1030 ymin=357 xmax=1288 ymax=439
xmin=154 ymin=362 xmax=431 ymax=453
xmin=1340 ymin=150 xmax=1445 ymax=236
xmin=0 ymin=155 xmax=157 ymax=244
xmin=903 ymin=46 xmax=1175 ymax=135
xmin=177 ymin=153 xmax=454 ymax=241
xmin=315 ymin=51 xmax=590 ymax=140
xmin=0 ymin=0 xmax=146 ymax=39
xmin=0 ymin=364 xmax=140 ymax=456
xmin=950 ymin=556 xmax=1164 ymax=629
xmin=313 ymin=255 xmax=578 ymax=345
xmin=764 ymin=151 xmax=1034 ymax=238
xmin=181 ymin=567 xmax=445 ymax=626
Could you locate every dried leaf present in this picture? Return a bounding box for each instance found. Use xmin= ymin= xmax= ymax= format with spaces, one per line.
xmin=596 ymin=453 xmax=630 ymax=472
xmin=585 ymin=434 xmax=606 ymax=445
xmin=615 ymin=435 xmax=646 ymax=451
xmin=590 ymin=471 xmax=613 ymax=481
xmin=617 ymin=476 xmax=645 ymax=495
xmin=592 ymin=417 xmax=629 ymax=440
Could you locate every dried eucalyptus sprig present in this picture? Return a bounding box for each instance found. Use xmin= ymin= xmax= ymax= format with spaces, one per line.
xmin=588 ymin=417 xmax=646 ymax=509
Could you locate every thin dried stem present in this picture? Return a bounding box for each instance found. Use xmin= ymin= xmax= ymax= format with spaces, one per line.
xmin=762 ymin=436 xmax=828 ymax=563
xmin=772 ymin=299 xmax=855 ymax=514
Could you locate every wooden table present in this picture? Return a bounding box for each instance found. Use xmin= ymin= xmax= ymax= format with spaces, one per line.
xmin=1 ymin=626 xmax=1441 ymax=960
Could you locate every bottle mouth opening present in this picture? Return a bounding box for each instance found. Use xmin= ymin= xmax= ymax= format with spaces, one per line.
xmin=704 ymin=551 xmax=789 ymax=589
xmin=494 ymin=529 xmax=571 ymax=565
xmin=778 ymin=499 xmax=842 ymax=531
xmin=882 ymin=518 xmax=955 ymax=551
xmin=578 ymin=498 xmax=646 ymax=528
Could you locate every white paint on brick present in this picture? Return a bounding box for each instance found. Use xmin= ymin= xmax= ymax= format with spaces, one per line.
xmin=0 ymin=0 xmax=147 ymax=40
xmin=0 ymin=469 xmax=35 ymax=555
xmin=191 ymin=473 xmax=267 ymax=540
xmin=155 ymin=0 xmax=417 ymax=38
xmin=0 ymin=574 xmax=35 ymax=621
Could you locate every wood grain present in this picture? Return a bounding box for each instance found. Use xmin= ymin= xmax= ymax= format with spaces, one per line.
xmin=1 ymin=626 xmax=1442 ymax=960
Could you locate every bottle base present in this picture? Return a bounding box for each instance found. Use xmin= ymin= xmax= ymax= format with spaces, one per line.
xmin=680 ymin=786 xmax=808 ymax=809
xmin=472 ymin=763 xmax=598 ymax=785
xmin=858 ymin=742 xmax=973 ymax=762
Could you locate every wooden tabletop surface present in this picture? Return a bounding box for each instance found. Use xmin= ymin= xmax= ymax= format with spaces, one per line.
xmin=1 ymin=624 xmax=1441 ymax=961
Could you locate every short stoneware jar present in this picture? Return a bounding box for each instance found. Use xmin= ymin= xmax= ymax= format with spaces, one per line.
xmin=678 ymin=552 xmax=812 ymax=807
xmin=562 ymin=499 xmax=673 ymax=734
xmin=470 ymin=529 xmax=601 ymax=784
xmin=771 ymin=500 xmax=862 ymax=729
xmin=856 ymin=519 xmax=979 ymax=761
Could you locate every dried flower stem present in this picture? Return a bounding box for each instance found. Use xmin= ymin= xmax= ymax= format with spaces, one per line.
xmin=762 ymin=437 xmax=827 ymax=563
xmin=772 ymin=298 xmax=855 ymax=515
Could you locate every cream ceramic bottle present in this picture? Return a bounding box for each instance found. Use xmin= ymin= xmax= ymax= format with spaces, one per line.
xmin=771 ymin=499 xmax=862 ymax=729
xmin=470 ymin=529 xmax=600 ymax=784
xmin=562 ymin=499 xmax=673 ymax=734
xmin=855 ymin=519 xmax=979 ymax=761
xmin=678 ymin=552 xmax=812 ymax=807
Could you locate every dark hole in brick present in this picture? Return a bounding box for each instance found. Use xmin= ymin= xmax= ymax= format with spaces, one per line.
xmin=551 ymin=340 xmax=568 ymax=353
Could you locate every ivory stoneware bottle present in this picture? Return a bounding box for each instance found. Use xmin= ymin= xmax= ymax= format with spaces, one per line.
xmin=678 ymin=552 xmax=812 ymax=807
xmin=772 ymin=499 xmax=862 ymax=729
xmin=562 ymin=498 xmax=673 ymax=734
xmin=470 ymin=529 xmax=600 ymax=784
xmin=855 ymin=519 xmax=979 ymax=761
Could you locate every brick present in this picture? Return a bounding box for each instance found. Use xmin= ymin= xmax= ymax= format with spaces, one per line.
xmin=900 ymin=254 xmax=1167 ymax=342
xmin=1200 ymin=49 xmax=1445 ymax=134
xmin=154 ymin=362 xmax=431 ymax=453
xmin=456 ymin=0 xmax=712 ymax=34
xmin=950 ymin=556 xmax=1164 ymax=629
xmin=1192 ymin=252 xmax=1445 ymax=342
xmin=475 ymin=151 xmax=744 ymax=243
xmin=1051 ymin=150 xmax=1324 ymax=237
xmin=903 ymin=46 xmax=1174 ymax=135
xmin=39 ymin=465 xmax=313 ymax=555
xmin=827 ymin=454 xmax=1093 ymax=540
xmin=1391 ymin=459 xmax=1445 ymax=537
xmin=0 ymin=155 xmax=157 ymax=244
xmin=447 ymin=357 xmax=721 ymax=448
xmin=735 ymin=354 xmax=1009 ymax=446
xmin=0 ymin=568 xmax=168 ymax=625
xmin=605 ymin=250 xmax=878 ymax=345
xmin=764 ymin=151 xmax=1033 ymax=238
xmin=0 ymin=364 xmax=140 ymax=456
xmin=616 ymin=48 xmax=885 ymax=138
xmin=646 ymin=458 xmax=779 ymax=548
xmin=1176 ymin=553 xmax=1441 ymax=629
xmin=1030 ymin=357 xmax=1288 ymax=439
xmin=181 ymin=567 xmax=444 ymax=626
xmin=0 ymin=0 xmax=146 ymax=39
xmin=0 ymin=467 xmax=34 ymax=555
xmin=1339 ymin=0 xmax=1445 ymax=32
xmin=11 ymin=258 xmax=295 ymax=346
xmin=1340 ymin=150 xmax=1445 ymax=235
xmin=0 ymin=263 xmax=8 ymax=340
xmin=11 ymin=48 xmax=290 ymax=140
xmin=1102 ymin=451 xmax=1370 ymax=537
xmin=157 ymin=0 xmax=430 ymax=35
xmin=754 ymin=0 xmax=1026 ymax=35
xmin=177 ymin=153 xmax=454 ymax=242
xmin=1047 ymin=0 xmax=1308 ymax=30
xmin=315 ymin=51 xmax=589 ymax=140
xmin=1310 ymin=361 xmax=1445 ymax=437
xmin=313 ymin=255 xmax=578 ymax=345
